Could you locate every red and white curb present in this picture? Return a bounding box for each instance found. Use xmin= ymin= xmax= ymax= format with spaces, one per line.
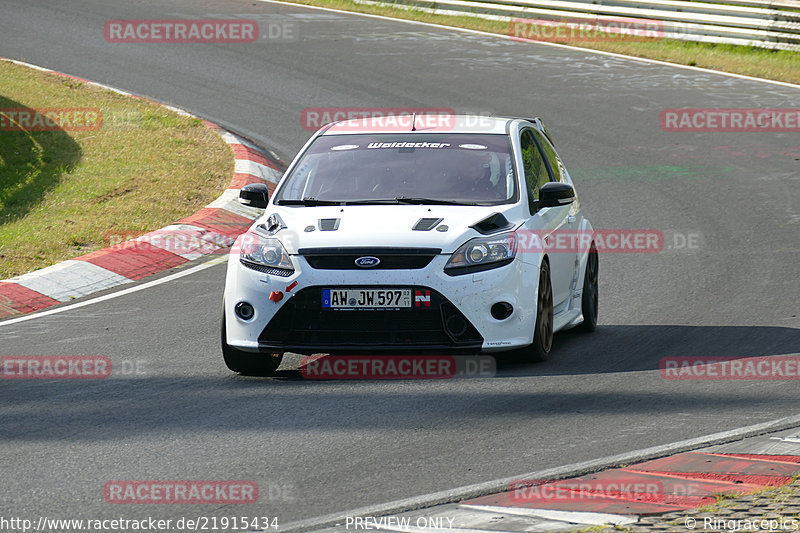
xmin=0 ymin=58 xmax=284 ymax=319
xmin=312 ymin=428 xmax=800 ymax=532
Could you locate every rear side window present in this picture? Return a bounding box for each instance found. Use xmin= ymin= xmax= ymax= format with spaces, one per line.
xmin=533 ymin=129 xmax=566 ymax=183
xmin=520 ymin=129 xmax=549 ymax=204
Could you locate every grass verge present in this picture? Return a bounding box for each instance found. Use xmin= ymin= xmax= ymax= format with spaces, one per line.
xmin=0 ymin=60 xmax=232 ymax=278
xmin=279 ymin=0 xmax=800 ymax=85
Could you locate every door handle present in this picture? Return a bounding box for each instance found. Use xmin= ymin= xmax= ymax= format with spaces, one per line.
xmin=567 ymin=215 xmax=576 ymax=224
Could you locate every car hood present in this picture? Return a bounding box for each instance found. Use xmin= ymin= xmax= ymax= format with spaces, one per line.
xmin=259 ymin=204 xmax=519 ymax=254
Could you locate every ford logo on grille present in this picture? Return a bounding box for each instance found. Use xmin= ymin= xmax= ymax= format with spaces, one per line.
xmin=354 ymin=256 xmax=381 ymax=268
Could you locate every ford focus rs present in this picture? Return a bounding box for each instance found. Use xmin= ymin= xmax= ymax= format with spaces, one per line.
xmin=222 ymin=115 xmax=598 ymax=375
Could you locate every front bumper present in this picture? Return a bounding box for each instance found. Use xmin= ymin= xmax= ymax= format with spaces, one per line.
xmin=258 ymin=285 xmax=483 ymax=354
xmin=223 ymin=248 xmax=538 ymax=354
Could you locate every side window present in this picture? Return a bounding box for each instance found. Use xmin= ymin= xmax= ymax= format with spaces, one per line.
xmin=520 ymin=129 xmax=548 ymax=205
xmin=533 ymin=130 xmax=565 ymax=183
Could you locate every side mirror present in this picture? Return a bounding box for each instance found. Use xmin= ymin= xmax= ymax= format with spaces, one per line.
xmin=539 ymin=182 xmax=575 ymax=208
xmin=239 ymin=183 xmax=270 ymax=209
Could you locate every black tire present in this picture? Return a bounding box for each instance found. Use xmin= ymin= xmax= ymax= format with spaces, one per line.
xmin=578 ymin=245 xmax=599 ymax=333
xmin=221 ymin=312 xmax=283 ymax=376
xmin=514 ymin=260 xmax=554 ymax=362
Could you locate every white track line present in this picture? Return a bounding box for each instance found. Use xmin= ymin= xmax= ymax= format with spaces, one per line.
xmin=367 ymin=526 xmax=519 ymax=533
xmin=257 ymin=0 xmax=800 ymax=91
xmin=459 ymin=505 xmax=638 ymax=526
xmin=0 ymin=256 xmax=227 ymax=327
xmin=279 ymin=414 xmax=800 ymax=532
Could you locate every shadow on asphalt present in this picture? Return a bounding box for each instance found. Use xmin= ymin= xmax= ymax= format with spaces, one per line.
xmin=495 ymin=323 xmax=800 ymax=376
xmin=1 ymin=325 xmax=799 ymax=441
xmin=270 ymin=324 xmax=800 ymax=378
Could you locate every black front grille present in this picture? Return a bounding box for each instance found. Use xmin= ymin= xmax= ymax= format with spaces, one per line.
xmin=299 ymin=247 xmax=441 ymax=270
xmin=259 ymin=286 xmax=483 ymax=353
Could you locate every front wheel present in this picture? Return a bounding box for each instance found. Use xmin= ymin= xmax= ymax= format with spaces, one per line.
xmin=578 ymin=245 xmax=598 ymax=333
xmin=513 ymin=261 xmax=553 ymax=362
xmin=221 ymin=312 xmax=283 ymax=376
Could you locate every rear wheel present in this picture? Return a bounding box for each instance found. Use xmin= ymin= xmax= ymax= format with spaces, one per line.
xmin=578 ymin=245 xmax=599 ymax=333
xmin=221 ymin=312 xmax=283 ymax=376
xmin=514 ymin=261 xmax=553 ymax=362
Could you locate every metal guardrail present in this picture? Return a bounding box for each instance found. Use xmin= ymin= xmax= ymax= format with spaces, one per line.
xmin=695 ymin=0 xmax=800 ymax=10
xmin=356 ymin=0 xmax=800 ymax=50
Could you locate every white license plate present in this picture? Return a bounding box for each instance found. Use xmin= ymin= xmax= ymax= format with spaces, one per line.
xmin=322 ymin=288 xmax=411 ymax=309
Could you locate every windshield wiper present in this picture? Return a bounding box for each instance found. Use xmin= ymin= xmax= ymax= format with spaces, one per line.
xmin=394 ymin=196 xmax=478 ymax=206
xmin=339 ymin=199 xmax=404 ymax=205
xmin=275 ymin=198 xmax=343 ymax=206
xmin=275 ymin=197 xmax=480 ymax=206
xmin=339 ymin=198 xmax=477 ymax=206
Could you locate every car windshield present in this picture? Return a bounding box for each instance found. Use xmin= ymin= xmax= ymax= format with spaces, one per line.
xmin=275 ymin=133 xmax=516 ymax=205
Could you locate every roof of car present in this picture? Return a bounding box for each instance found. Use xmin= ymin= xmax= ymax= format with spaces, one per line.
xmin=321 ymin=115 xmax=519 ymax=135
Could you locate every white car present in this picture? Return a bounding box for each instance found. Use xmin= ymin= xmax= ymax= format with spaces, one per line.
xmin=222 ymin=115 xmax=598 ymax=375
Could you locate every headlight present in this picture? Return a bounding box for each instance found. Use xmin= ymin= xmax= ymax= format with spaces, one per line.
xmin=237 ymin=232 xmax=294 ymax=274
xmin=444 ymin=232 xmax=517 ymax=275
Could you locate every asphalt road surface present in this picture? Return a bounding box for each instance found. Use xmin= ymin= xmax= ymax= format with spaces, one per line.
xmin=1 ymin=0 xmax=799 ymax=526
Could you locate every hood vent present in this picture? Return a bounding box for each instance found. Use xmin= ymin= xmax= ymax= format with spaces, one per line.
xmin=471 ymin=213 xmax=513 ymax=235
xmin=318 ymin=218 xmax=340 ymax=231
xmin=258 ymin=213 xmax=286 ymax=236
xmin=412 ymin=217 xmax=443 ymax=231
